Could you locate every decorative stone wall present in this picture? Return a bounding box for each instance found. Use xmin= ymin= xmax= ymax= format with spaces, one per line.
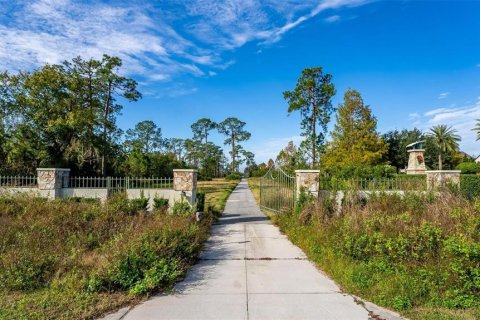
xmin=37 ymin=168 xmax=70 ymax=199
xmin=295 ymin=170 xmax=320 ymax=198
xmin=173 ymin=169 xmax=197 ymax=205
xmin=406 ymin=149 xmax=426 ymax=175
xmin=426 ymin=170 xmax=461 ymax=190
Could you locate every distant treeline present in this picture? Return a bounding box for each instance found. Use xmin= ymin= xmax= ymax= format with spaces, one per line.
xmin=0 ymin=55 xmax=255 ymax=178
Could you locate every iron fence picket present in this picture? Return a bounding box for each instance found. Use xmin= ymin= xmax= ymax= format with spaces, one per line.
xmin=0 ymin=176 xmax=37 ymax=188
xmin=259 ymin=167 xmax=295 ymax=214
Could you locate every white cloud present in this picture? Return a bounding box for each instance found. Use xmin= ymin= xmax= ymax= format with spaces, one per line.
xmin=0 ymin=0 xmax=369 ymax=85
xmin=415 ymin=98 xmax=480 ymax=156
xmin=325 ymin=15 xmax=341 ymax=22
xmin=408 ymin=112 xmax=420 ymax=119
xmin=438 ymin=92 xmax=450 ymax=99
xmin=252 ymin=135 xmax=304 ymax=163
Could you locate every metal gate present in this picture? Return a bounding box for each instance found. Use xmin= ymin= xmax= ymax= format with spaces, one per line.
xmin=260 ymin=167 xmax=296 ymax=214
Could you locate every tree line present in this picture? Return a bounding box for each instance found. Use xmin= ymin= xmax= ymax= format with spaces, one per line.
xmin=0 ymin=56 xmax=253 ymax=178
xmin=252 ymin=66 xmax=477 ymax=177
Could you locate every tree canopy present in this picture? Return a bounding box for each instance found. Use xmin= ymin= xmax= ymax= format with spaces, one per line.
xmin=218 ymin=117 xmax=251 ymax=173
xmin=323 ymin=89 xmax=387 ymax=169
xmin=428 ymin=124 xmax=461 ymax=170
xmin=283 ymin=67 xmax=336 ymax=167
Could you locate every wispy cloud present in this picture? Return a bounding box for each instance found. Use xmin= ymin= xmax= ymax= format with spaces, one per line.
xmin=0 ymin=0 xmax=369 ymax=84
xmin=325 ymin=15 xmax=341 ymax=23
xmin=414 ymin=97 xmax=480 ymax=156
xmin=438 ymin=92 xmax=450 ymax=99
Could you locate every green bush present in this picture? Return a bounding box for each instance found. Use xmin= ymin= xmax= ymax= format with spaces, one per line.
xmin=274 ymin=191 xmax=480 ymax=315
xmin=153 ymin=197 xmax=169 ymax=210
xmin=171 ymin=199 xmax=196 ymax=216
xmin=225 ymin=173 xmax=242 ymax=180
xmin=129 ymin=197 xmax=149 ymax=213
xmin=456 ymin=162 xmax=479 ymax=174
xmin=196 ymin=192 xmax=206 ymax=212
xmin=460 ymin=175 xmax=480 ymax=199
xmin=326 ymin=164 xmax=396 ymax=179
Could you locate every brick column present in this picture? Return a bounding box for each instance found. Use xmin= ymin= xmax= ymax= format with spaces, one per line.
xmin=295 ymin=170 xmax=320 ymax=198
xmin=37 ymin=168 xmax=70 ymax=199
xmin=426 ymin=170 xmax=461 ymax=190
xmin=173 ymin=169 xmax=197 ymax=205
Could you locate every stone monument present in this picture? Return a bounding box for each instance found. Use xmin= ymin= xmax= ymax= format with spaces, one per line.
xmin=406 ymin=141 xmax=426 ymax=175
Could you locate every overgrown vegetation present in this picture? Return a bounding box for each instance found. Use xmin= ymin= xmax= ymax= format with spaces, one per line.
xmin=460 ymin=175 xmax=480 ymax=200
xmin=0 ymin=178 xmax=239 ymax=320
xmin=272 ymin=190 xmax=480 ymax=320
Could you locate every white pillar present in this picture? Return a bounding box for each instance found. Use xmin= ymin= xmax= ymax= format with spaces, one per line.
xmin=295 ymin=170 xmax=320 ymax=198
xmin=36 ymin=168 xmax=70 ymax=199
xmin=173 ymin=169 xmax=198 ymax=205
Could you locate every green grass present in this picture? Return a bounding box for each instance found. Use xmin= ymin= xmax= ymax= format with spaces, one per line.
xmin=0 ymin=179 xmax=239 ymax=320
xmin=252 ymin=188 xmax=480 ymax=320
xmin=198 ymin=178 xmax=240 ymax=215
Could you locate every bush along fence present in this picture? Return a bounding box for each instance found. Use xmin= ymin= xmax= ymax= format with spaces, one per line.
xmin=0 ymin=168 xmax=197 ymax=209
xmin=260 ymin=168 xmax=478 ymax=215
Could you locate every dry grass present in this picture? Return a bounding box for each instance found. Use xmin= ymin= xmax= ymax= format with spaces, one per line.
xmin=274 ymin=190 xmax=480 ymax=319
xmin=0 ymin=178 xmax=239 ymax=320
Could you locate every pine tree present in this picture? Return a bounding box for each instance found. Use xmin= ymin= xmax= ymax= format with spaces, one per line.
xmin=323 ymin=89 xmax=387 ymax=168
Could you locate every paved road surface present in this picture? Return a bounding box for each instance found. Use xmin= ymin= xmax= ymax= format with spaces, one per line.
xmin=115 ymin=180 xmax=373 ymax=320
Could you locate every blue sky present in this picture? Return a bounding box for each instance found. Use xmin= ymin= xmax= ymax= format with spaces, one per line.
xmin=1 ymin=0 xmax=479 ymax=162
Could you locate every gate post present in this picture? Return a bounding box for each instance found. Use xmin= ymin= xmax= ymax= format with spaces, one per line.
xmin=173 ymin=169 xmax=197 ymax=205
xmin=37 ymin=168 xmax=70 ymax=199
xmin=295 ymin=170 xmax=320 ymax=198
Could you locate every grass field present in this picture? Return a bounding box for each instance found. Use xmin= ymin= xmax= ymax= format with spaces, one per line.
xmin=0 ymin=178 xmax=239 ymax=320
xmin=247 ymin=177 xmax=260 ymax=204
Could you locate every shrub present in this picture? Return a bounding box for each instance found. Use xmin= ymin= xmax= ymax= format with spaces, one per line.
xmin=171 ymin=199 xmax=196 ymax=216
xmin=129 ymin=197 xmax=149 ymax=213
xmin=456 ymin=162 xmax=479 ymax=174
xmin=225 ymin=173 xmax=242 ymax=180
xmin=274 ymin=190 xmax=480 ymax=314
xmin=460 ymin=175 xmax=480 ymax=199
xmin=196 ymin=192 xmax=206 ymax=212
xmin=153 ymin=197 xmax=169 ymax=210
xmin=326 ymin=164 xmax=396 ymax=179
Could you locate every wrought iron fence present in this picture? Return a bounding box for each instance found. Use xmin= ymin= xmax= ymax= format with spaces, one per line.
xmin=0 ymin=176 xmax=37 ymax=188
xmin=319 ymin=176 xmax=426 ymax=191
xmin=68 ymin=177 xmax=173 ymax=190
xmin=260 ymin=167 xmax=295 ymax=214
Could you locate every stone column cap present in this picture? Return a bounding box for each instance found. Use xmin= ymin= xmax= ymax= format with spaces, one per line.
xmin=426 ymin=170 xmax=461 ymax=173
xmin=36 ymin=168 xmax=71 ymax=171
xmin=295 ymin=169 xmax=320 ymax=173
xmin=173 ymin=169 xmax=198 ymax=172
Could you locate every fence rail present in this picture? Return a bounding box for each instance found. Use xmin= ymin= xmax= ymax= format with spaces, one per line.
xmin=0 ymin=176 xmax=37 ymax=188
xmin=68 ymin=177 xmax=173 ymax=190
xmin=319 ymin=176 xmax=426 ymax=191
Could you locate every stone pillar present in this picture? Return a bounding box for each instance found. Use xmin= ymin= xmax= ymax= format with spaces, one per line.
xmin=37 ymin=168 xmax=70 ymax=199
xmin=295 ymin=170 xmax=320 ymax=198
xmin=173 ymin=169 xmax=197 ymax=205
xmin=426 ymin=170 xmax=461 ymax=190
xmin=406 ymin=149 xmax=426 ymax=174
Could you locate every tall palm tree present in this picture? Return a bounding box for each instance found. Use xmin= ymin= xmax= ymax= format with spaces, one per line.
xmin=473 ymin=119 xmax=480 ymax=141
xmin=428 ymin=125 xmax=461 ymax=170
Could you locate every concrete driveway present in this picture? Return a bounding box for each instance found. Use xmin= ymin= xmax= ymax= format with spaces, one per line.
xmin=105 ymin=180 xmax=383 ymax=320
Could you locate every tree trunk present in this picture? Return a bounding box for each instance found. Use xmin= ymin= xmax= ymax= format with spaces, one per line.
xmin=310 ymin=86 xmax=317 ymax=168
xmin=438 ymin=153 xmax=443 ymax=170
xmin=231 ymin=135 xmax=236 ymax=173
xmin=101 ymin=81 xmax=112 ymax=177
